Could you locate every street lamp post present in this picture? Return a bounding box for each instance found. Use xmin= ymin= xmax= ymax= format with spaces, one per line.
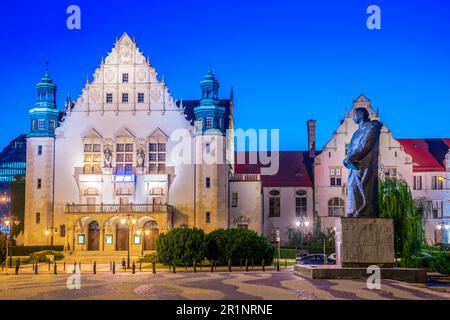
xmin=4 ymin=215 xmax=20 ymax=268
xmin=120 ymin=214 xmax=136 ymax=269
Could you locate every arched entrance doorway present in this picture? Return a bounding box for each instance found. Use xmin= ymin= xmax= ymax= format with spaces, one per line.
xmin=88 ymin=221 xmax=100 ymax=251
xmin=116 ymin=224 xmax=129 ymax=251
xmin=143 ymin=221 xmax=159 ymax=251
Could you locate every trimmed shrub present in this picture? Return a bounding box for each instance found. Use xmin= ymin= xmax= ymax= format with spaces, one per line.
xmin=156 ymin=227 xmax=206 ymax=265
xmin=24 ymin=251 xmax=64 ymax=263
xmin=140 ymin=252 xmax=159 ymax=263
xmin=205 ymin=228 xmax=274 ymax=265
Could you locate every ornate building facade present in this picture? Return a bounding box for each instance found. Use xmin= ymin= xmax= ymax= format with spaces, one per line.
xmin=24 ymin=33 xmax=232 ymax=252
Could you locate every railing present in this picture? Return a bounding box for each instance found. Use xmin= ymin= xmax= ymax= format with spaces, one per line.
xmin=230 ymin=174 xmax=260 ymax=181
xmin=65 ymin=203 xmax=173 ymax=214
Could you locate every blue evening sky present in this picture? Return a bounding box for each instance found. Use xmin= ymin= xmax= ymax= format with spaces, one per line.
xmin=0 ymin=0 xmax=449 ymax=150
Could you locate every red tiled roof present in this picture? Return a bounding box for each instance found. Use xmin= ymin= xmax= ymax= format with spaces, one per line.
xmin=234 ymin=151 xmax=314 ymax=187
xmin=397 ymin=139 xmax=450 ymax=172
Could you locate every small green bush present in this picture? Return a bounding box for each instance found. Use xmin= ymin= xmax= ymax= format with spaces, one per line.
xmin=9 ymin=245 xmax=64 ymax=256
xmin=24 ymin=251 xmax=64 ymax=263
xmin=432 ymin=252 xmax=450 ymax=275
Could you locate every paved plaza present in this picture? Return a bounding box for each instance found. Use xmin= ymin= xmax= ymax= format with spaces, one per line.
xmin=0 ymin=268 xmax=449 ymax=300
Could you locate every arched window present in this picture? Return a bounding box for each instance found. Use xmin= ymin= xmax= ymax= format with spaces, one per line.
xmin=328 ymin=198 xmax=345 ymax=217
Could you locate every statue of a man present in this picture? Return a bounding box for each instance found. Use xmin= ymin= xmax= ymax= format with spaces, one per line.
xmin=343 ymin=107 xmax=383 ymax=218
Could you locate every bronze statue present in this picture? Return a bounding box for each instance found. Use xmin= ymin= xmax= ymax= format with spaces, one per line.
xmin=343 ymin=107 xmax=383 ymax=218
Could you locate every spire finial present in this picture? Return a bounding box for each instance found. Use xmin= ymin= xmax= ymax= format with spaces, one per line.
xmin=45 ymin=60 xmax=49 ymax=72
xmin=208 ymin=59 xmax=212 ymax=73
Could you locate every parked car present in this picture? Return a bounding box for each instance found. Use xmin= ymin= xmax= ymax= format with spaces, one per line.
xmin=296 ymin=254 xmax=336 ymax=265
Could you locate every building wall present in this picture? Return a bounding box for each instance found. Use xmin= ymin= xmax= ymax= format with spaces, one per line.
xmin=262 ymin=186 xmax=313 ymax=245
xmin=229 ymin=178 xmax=262 ymax=232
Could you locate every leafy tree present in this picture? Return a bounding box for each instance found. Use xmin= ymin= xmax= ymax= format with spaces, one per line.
xmin=0 ymin=232 xmax=6 ymax=263
xmin=379 ymin=178 xmax=424 ymax=266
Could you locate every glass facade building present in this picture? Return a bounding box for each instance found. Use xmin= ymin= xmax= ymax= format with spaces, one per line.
xmin=0 ymin=134 xmax=26 ymax=194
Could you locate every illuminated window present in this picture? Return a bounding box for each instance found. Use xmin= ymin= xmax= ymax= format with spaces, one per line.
xmin=78 ymin=234 xmax=85 ymax=244
xmin=295 ymin=195 xmax=307 ymax=217
xmin=116 ymin=143 xmax=133 ymax=174
xmin=35 ymin=212 xmax=40 ymax=224
xmin=148 ymin=142 xmax=166 ymax=174
xmin=83 ymin=143 xmax=101 ymax=174
xmin=134 ymin=235 xmax=141 ymax=244
xmin=105 ymin=234 xmax=113 ymax=244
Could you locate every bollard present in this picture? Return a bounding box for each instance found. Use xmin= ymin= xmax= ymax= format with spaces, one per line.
xmin=79 ymin=262 xmax=82 ymax=272
xmin=112 ymin=261 xmax=116 ymax=274
xmin=15 ymin=263 xmax=19 ymax=275
xmin=276 ymin=259 xmax=280 ymax=271
xmin=17 ymin=258 xmax=20 ymax=268
xmin=35 ymin=264 xmax=38 ymax=274
xmin=210 ymin=260 xmax=214 ymax=273
xmin=139 ymin=261 xmax=142 ymax=272
xmin=110 ymin=261 xmax=112 ymax=271
xmin=228 ymin=258 xmax=231 ymax=272
xmin=193 ymin=259 xmax=197 ymax=273
xmin=93 ymin=261 xmax=97 ymax=274
xmin=172 ymin=261 xmax=176 ymax=273
xmin=152 ymin=261 xmax=156 ymax=274
xmin=240 ymin=259 xmax=242 ymax=270
xmin=32 ymin=262 xmax=34 ymax=271
xmin=185 ymin=261 xmax=187 ymax=271
xmin=262 ymin=259 xmax=265 ymax=272
xmin=122 ymin=258 xmax=126 ymax=271
xmin=1 ymin=262 xmax=4 ymax=271
xmin=48 ymin=261 xmax=51 ymax=271
xmin=63 ymin=261 xmax=66 ymax=271
xmin=245 ymin=259 xmax=249 ymax=272
xmin=132 ymin=261 xmax=136 ymax=274
xmin=54 ymin=263 xmax=57 ymax=275
xmin=9 ymin=257 xmax=12 ymax=268
xmin=73 ymin=262 xmax=76 ymax=274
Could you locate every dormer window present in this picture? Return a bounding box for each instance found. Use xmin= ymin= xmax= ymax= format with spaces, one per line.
xmin=122 ymin=73 xmax=129 ymax=83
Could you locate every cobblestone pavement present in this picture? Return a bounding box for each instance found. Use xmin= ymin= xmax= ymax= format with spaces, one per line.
xmin=0 ymin=269 xmax=449 ymax=300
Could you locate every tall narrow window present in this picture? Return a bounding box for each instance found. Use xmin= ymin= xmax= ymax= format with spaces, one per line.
xmin=205 ymin=143 xmax=211 ymax=154
xmin=49 ymin=120 xmax=56 ymax=130
xmin=138 ymin=93 xmax=144 ymax=103
xmin=269 ymin=190 xmax=281 ymax=217
xmin=83 ymin=144 xmax=101 ymax=174
xmin=122 ymin=93 xmax=129 ymax=103
xmin=231 ymin=192 xmax=238 ymax=207
xmin=37 ymin=119 xmax=46 ymax=131
xmin=414 ymin=176 xmax=422 ymax=190
xmin=206 ymin=212 xmax=211 ymax=224
xmin=116 ymin=143 xmax=133 ymax=174
xmin=106 ymin=93 xmax=113 ymax=103
xmin=206 ymin=177 xmax=211 ymax=188
xmin=35 ymin=212 xmax=40 ymax=224
xmin=330 ymin=167 xmax=342 ymax=187
xmin=37 ymin=145 xmax=43 ymax=156
xmin=37 ymin=179 xmax=42 ymax=189
xmin=122 ymin=73 xmax=129 ymax=83
xmin=205 ymin=117 xmax=213 ymax=128
xmin=295 ymin=190 xmax=307 ymax=217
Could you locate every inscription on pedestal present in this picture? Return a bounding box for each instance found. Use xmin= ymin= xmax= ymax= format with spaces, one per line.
xmin=335 ymin=218 xmax=395 ymax=268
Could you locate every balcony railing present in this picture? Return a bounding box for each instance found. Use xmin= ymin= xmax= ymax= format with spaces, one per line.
xmin=65 ymin=203 xmax=173 ymax=214
xmin=230 ymin=174 xmax=260 ymax=181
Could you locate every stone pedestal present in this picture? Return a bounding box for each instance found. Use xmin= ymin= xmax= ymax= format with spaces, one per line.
xmin=335 ymin=218 xmax=395 ymax=268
